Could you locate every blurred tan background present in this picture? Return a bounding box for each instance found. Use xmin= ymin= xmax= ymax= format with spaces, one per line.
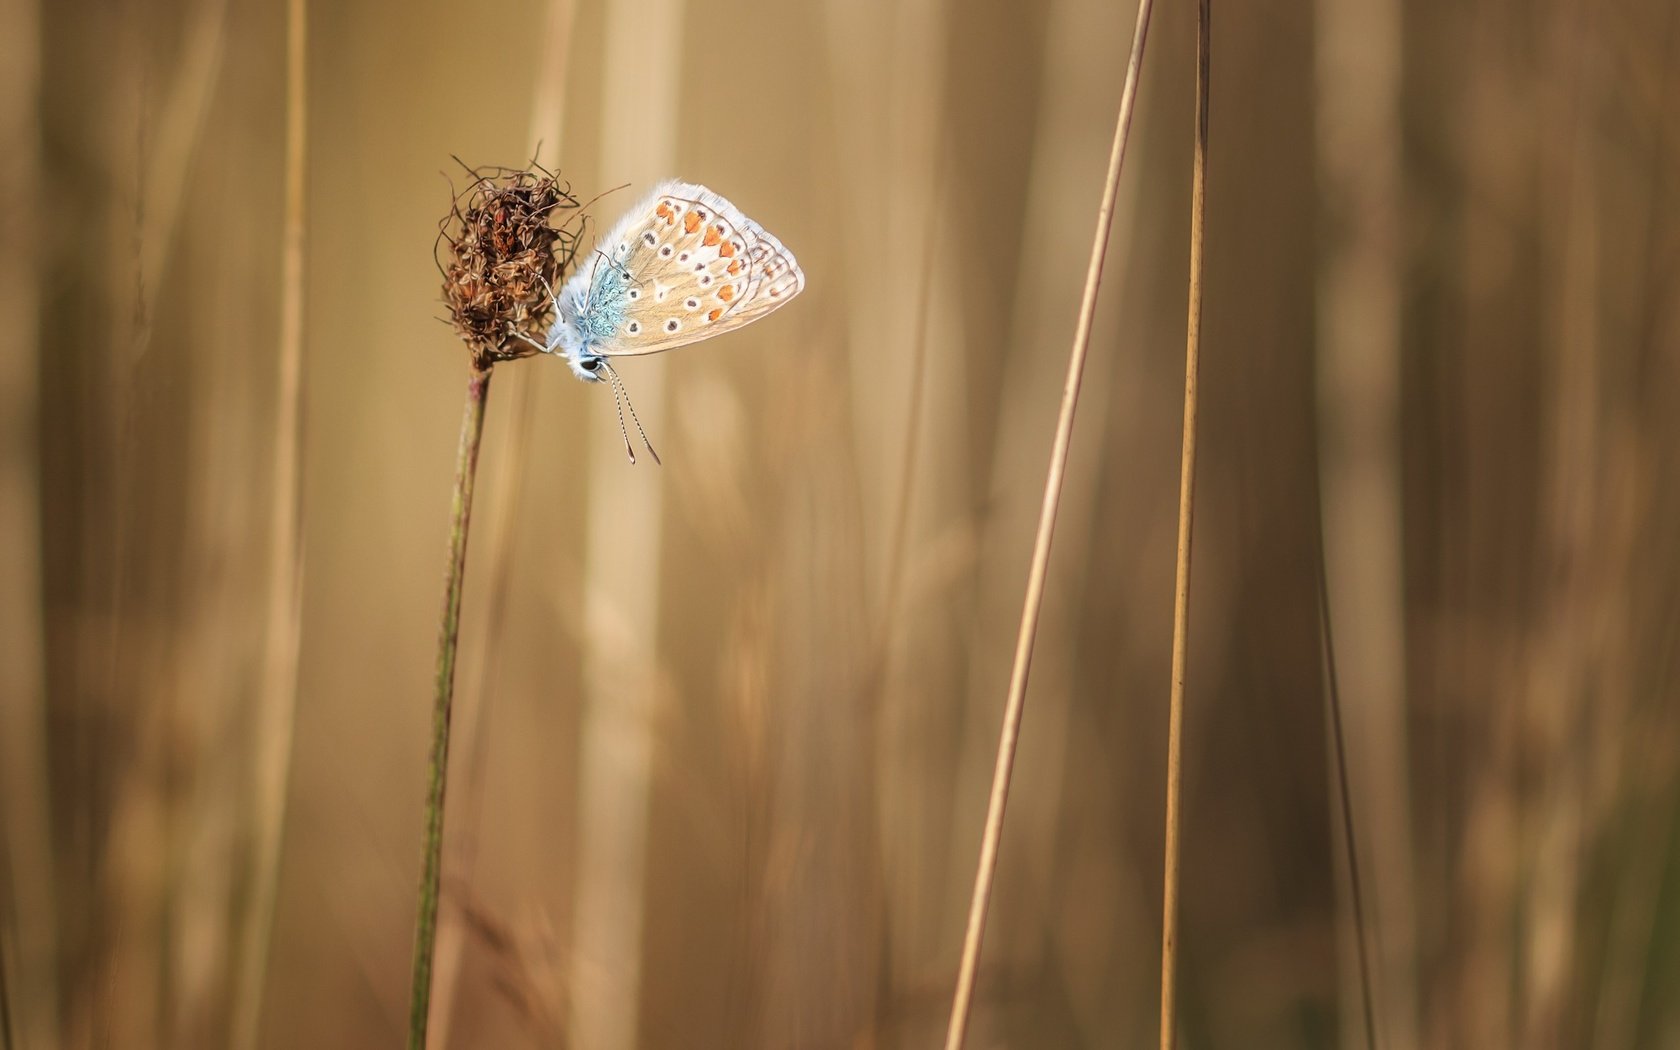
xmin=2 ymin=0 xmax=1679 ymax=1047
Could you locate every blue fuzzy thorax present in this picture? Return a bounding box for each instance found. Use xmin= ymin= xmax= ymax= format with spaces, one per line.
xmin=548 ymin=262 xmax=630 ymax=382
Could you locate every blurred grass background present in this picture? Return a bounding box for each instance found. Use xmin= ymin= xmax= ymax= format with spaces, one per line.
xmin=2 ymin=0 xmax=1679 ymax=1047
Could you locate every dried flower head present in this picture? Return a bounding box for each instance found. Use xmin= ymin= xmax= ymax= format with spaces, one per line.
xmin=437 ymin=161 xmax=582 ymax=369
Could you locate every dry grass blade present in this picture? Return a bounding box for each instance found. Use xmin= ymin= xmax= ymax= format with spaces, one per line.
xmin=875 ymin=146 xmax=945 ymax=677
xmin=1317 ymin=543 xmax=1380 ymax=1049
xmin=942 ymin=0 xmax=1158 ymax=1045
xmin=97 ymin=1 xmax=229 ymax=1039
xmin=232 ymin=0 xmax=308 ymax=1044
xmin=1157 ymin=1 xmax=1209 ymax=1047
xmin=1313 ymin=0 xmax=1412 ymax=1038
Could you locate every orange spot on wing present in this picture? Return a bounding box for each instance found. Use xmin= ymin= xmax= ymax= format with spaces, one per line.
xmin=708 ymin=308 xmax=723 ymax=321
xmin=718 ymin=241 xmax=735 ymax=258
xmin=718 ymin=284 xmax=735 ymax=302
xmin=703 ymin=226 xmax=721 ymax=247
xmin=655 ymin=201 xmax=671 ymax=219
xmin=684 ymin=210 xmax=701 ymax=234
xmin=727 ymin=259 xmax=741 ymax=275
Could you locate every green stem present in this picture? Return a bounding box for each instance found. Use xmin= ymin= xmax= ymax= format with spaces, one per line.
xmin=408 ymin=363 xmax=492 ymax=1050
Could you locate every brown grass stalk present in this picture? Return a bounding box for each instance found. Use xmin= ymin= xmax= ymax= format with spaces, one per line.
xmin=231 ymin=0 xmax=308 ymax=1043
xmin=98 ymin=0 xmax=229 ymax=1038
xmin=409 ymin=363 xmax=494 ymax=1050
xmin=1313 ymin=0 xmax=1413 ymax=1040
xmin=0 ymin=0 xmax=59 ymax=1044
xmin=1316 ymin=549 xmax=1379 ymax=1049
xmin=568 ymin=3 xmax=684 ymax=1046
xmin=875 ymin=151 xmax=942 ymax=682
xmin=941 ymin=1 xmax=1157 ymax=1045
xmin=1157 ymin=1 xmax=1209 ymax=1047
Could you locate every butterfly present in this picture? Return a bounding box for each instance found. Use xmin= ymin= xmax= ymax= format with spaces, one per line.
xmin=512 ymin=180 xmax=805 ymax=464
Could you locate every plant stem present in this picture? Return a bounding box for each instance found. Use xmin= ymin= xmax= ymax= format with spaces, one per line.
xmin=1316 ymin=534 xmax=1379 ymax=1050
xmin=1158 ymin=1 xmax=1209 ymax=1048
xmin=233 ymin=0 xmax=307 ymax=1042
xmin=408 ymin=363 xmax=493 ymax=1050
xmin=941 ymin=2 xmax=1157 ymax=1046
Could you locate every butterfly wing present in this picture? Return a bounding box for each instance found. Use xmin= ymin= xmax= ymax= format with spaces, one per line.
xmin=582 ymin=180 xmax=803 ymax=357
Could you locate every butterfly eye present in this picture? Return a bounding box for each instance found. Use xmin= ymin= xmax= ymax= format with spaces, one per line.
xmin=583 ymin=358 xmax=602 ymax=371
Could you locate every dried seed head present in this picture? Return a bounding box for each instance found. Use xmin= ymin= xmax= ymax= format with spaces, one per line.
xmin=437 ymin=161 xmax=583 ymax=369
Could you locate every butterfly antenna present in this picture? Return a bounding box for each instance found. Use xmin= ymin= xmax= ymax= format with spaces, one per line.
xmin=604 ymin=366 xmax=638 ymax=464
xmin=589 ymin=247 xmax=635 ymax=289
xmin=574 ymin=182 xmax=632 ymax=216
xmin=583 ymin=252 xmax=604 ymax=312
xmin=603 ymin=363 xmax=661 ymax=466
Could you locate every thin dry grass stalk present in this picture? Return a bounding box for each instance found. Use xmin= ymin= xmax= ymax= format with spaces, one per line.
xmin=568 ymin=3 xmax=684 ymax=1044
xmin=941 ymin=0 xmax=1158 ymax=1045
xmin=1313 ymin=0 xmax=1405 ymax=1038
xmin=408 ymin=362 xmax=494 ymax=1050
xmin=1157 ymin=1 xmax=1209 ymax=1047
xmin=875 ymin=148 xmax=944 ymax=677
xmin=0 ymin=0 xmax=59 ymax=1044
xmin=232 ymin=0 xmax=308 ymax=1043
xmin=99 ymin=0 xmax=229 ymax=1037
xmin=1316 ymin=556 xmax=1380 ymax=1050
xmin=1313 ymin=0 xmax=1412 ymax=1038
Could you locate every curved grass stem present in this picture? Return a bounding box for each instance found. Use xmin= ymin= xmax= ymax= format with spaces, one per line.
xmin=1158 ymin=2 xmax=1210 ymax=1047
xmin=941 ymin=1 xmax=1158 ymax=1046
xmin=408 ymin=363 xmax=493 ymax=1050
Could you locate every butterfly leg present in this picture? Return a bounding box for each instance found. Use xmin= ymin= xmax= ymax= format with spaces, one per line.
xmin=504 ymin=326 xmax=550 ymax=354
